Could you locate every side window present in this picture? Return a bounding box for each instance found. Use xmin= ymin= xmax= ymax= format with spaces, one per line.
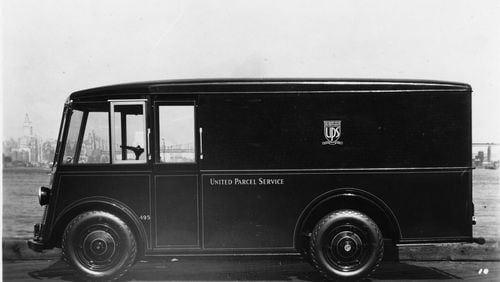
xmin=158 ymin=105 xmax=195 ymax=163
xmin=78 ymin=112 xmax=110 ymax=164
xmin=111 ymin=101 xmax=147 ymax=163
xmin=63 ymin=110 xmax=84 ymax=164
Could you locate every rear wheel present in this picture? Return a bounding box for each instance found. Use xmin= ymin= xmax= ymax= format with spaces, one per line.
xmin=309 ymin=210 xmax=383 ymax=280
xmin=62 ymin=211 xmax=137 ymax=281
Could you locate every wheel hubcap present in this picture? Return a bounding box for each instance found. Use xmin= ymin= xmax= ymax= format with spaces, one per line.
xmin=325 ymin=225 xmax=367 ymax=271
xmin=331 ymin=231 xmax=363 ymax=260
xmin=90 ymin=238 xmax=109 ymax=255
xmin=77 ymin=225 xmax=120 ymax=270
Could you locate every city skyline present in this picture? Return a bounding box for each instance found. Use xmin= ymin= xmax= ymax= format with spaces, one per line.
xmin=3 ymin=112 xmax=56 ymax=166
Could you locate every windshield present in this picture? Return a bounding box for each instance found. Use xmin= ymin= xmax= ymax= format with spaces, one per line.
xmin=52 ymin=105 xmax=69 ymax=169
xmin=62 ymin=109 xmax=84 ymax=164
xmin=59 ymin=102 xmax=113 ymax=165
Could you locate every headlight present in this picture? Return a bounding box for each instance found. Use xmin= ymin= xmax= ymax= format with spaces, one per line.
xmin=38 ymin=186 xmax=51 ymax=206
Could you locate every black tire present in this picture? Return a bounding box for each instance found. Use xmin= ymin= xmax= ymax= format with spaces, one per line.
xmin=309 ymin=210 xmax=384 ymax=281
xmin=62 ymin=211 xmax=137 ymax=281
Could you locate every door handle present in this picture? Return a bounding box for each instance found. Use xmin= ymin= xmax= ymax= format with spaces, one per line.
xmin=199 ymin=127 xmax=203 ymax=160
xmin=147 ymin=128 xmax=151 ymax=160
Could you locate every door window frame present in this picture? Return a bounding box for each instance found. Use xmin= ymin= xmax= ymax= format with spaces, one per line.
xmin=154 ymin=100 xmax=198 ymax=168
xmin=109 ymin=99 xmax=149 ymax=164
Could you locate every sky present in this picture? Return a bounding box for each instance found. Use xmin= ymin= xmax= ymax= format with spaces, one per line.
xmin=2 ymin=0 xmax=500 ymax=143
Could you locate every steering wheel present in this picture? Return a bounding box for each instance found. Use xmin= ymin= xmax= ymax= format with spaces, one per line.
xmin=120 ymin=145 xmax=144 ymax=160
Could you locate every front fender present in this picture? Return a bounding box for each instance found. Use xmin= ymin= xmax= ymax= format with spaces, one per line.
xmin=48 ymin=196 xmax=148 ymax=256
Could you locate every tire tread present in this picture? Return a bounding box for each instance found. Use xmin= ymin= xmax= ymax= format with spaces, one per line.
xmin=62 ymin=210 xmax=137 ymax=281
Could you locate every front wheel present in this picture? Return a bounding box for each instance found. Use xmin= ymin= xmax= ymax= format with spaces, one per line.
xmin=309 ymin=210 xmax=384 ymax=280
xmin=62 ymin=211 xmax=137 ymax=281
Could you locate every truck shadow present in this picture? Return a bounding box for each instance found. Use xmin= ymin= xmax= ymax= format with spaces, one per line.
xmin=27 ymin=259 xmax=84 ymax=281
xmin=28 ymin=257 xmax=461 ymax=281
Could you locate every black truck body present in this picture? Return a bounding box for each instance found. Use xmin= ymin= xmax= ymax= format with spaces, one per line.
xmin=29 ymin=79 xmax=476 ymax=280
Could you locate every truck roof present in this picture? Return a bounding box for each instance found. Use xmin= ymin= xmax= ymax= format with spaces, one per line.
xmin=70 ymin=78 xmax=471 ymax=101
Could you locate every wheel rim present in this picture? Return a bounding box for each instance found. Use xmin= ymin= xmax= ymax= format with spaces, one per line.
xmin=323 ymin=223 xmax=369 ymax=272
xmin=76 ymin=224 xmax=121 ymax=271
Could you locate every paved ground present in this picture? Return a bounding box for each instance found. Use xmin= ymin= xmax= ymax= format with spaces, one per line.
xmin=3 ymin=256 xmax=499 ymax=281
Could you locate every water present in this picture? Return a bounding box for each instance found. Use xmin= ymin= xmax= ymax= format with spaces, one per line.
xmin=2 ymin=168 xmax=499 ymax=239
xmin=3 ymin=168 xmax=49 ymax=238
xmin=472 ymin=169 xmax=500 ymax=239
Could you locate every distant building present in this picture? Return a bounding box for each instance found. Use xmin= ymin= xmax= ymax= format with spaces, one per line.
xmin=10 ymin=114 xmax=43 ymax=165
xmin=472 ymin=144 xmax=500 ymax=169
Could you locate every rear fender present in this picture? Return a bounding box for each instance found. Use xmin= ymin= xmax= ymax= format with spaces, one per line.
xmin=294 ymin=188 xmax=402 ymax=250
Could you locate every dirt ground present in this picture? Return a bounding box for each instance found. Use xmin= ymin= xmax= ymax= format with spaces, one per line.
xmin=3 ymin=256 xmax=500 ymax=281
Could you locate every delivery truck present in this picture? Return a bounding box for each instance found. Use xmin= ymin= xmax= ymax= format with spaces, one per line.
xmin=29 ymin=78 xmax=480 ymax=280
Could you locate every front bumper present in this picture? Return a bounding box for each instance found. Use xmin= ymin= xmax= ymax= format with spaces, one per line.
xmin=27 ymin=238 xmax=45 ymax=252
xmin=27 ymin=223 xmax=47 ymax=252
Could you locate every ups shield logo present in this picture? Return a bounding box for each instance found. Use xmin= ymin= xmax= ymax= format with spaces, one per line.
xmin=322 ymin=120 xmax=343 ymax=145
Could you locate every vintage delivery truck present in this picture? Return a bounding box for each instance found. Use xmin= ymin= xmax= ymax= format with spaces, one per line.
xmin=29 ymin=79 xmax=480 ymax=280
